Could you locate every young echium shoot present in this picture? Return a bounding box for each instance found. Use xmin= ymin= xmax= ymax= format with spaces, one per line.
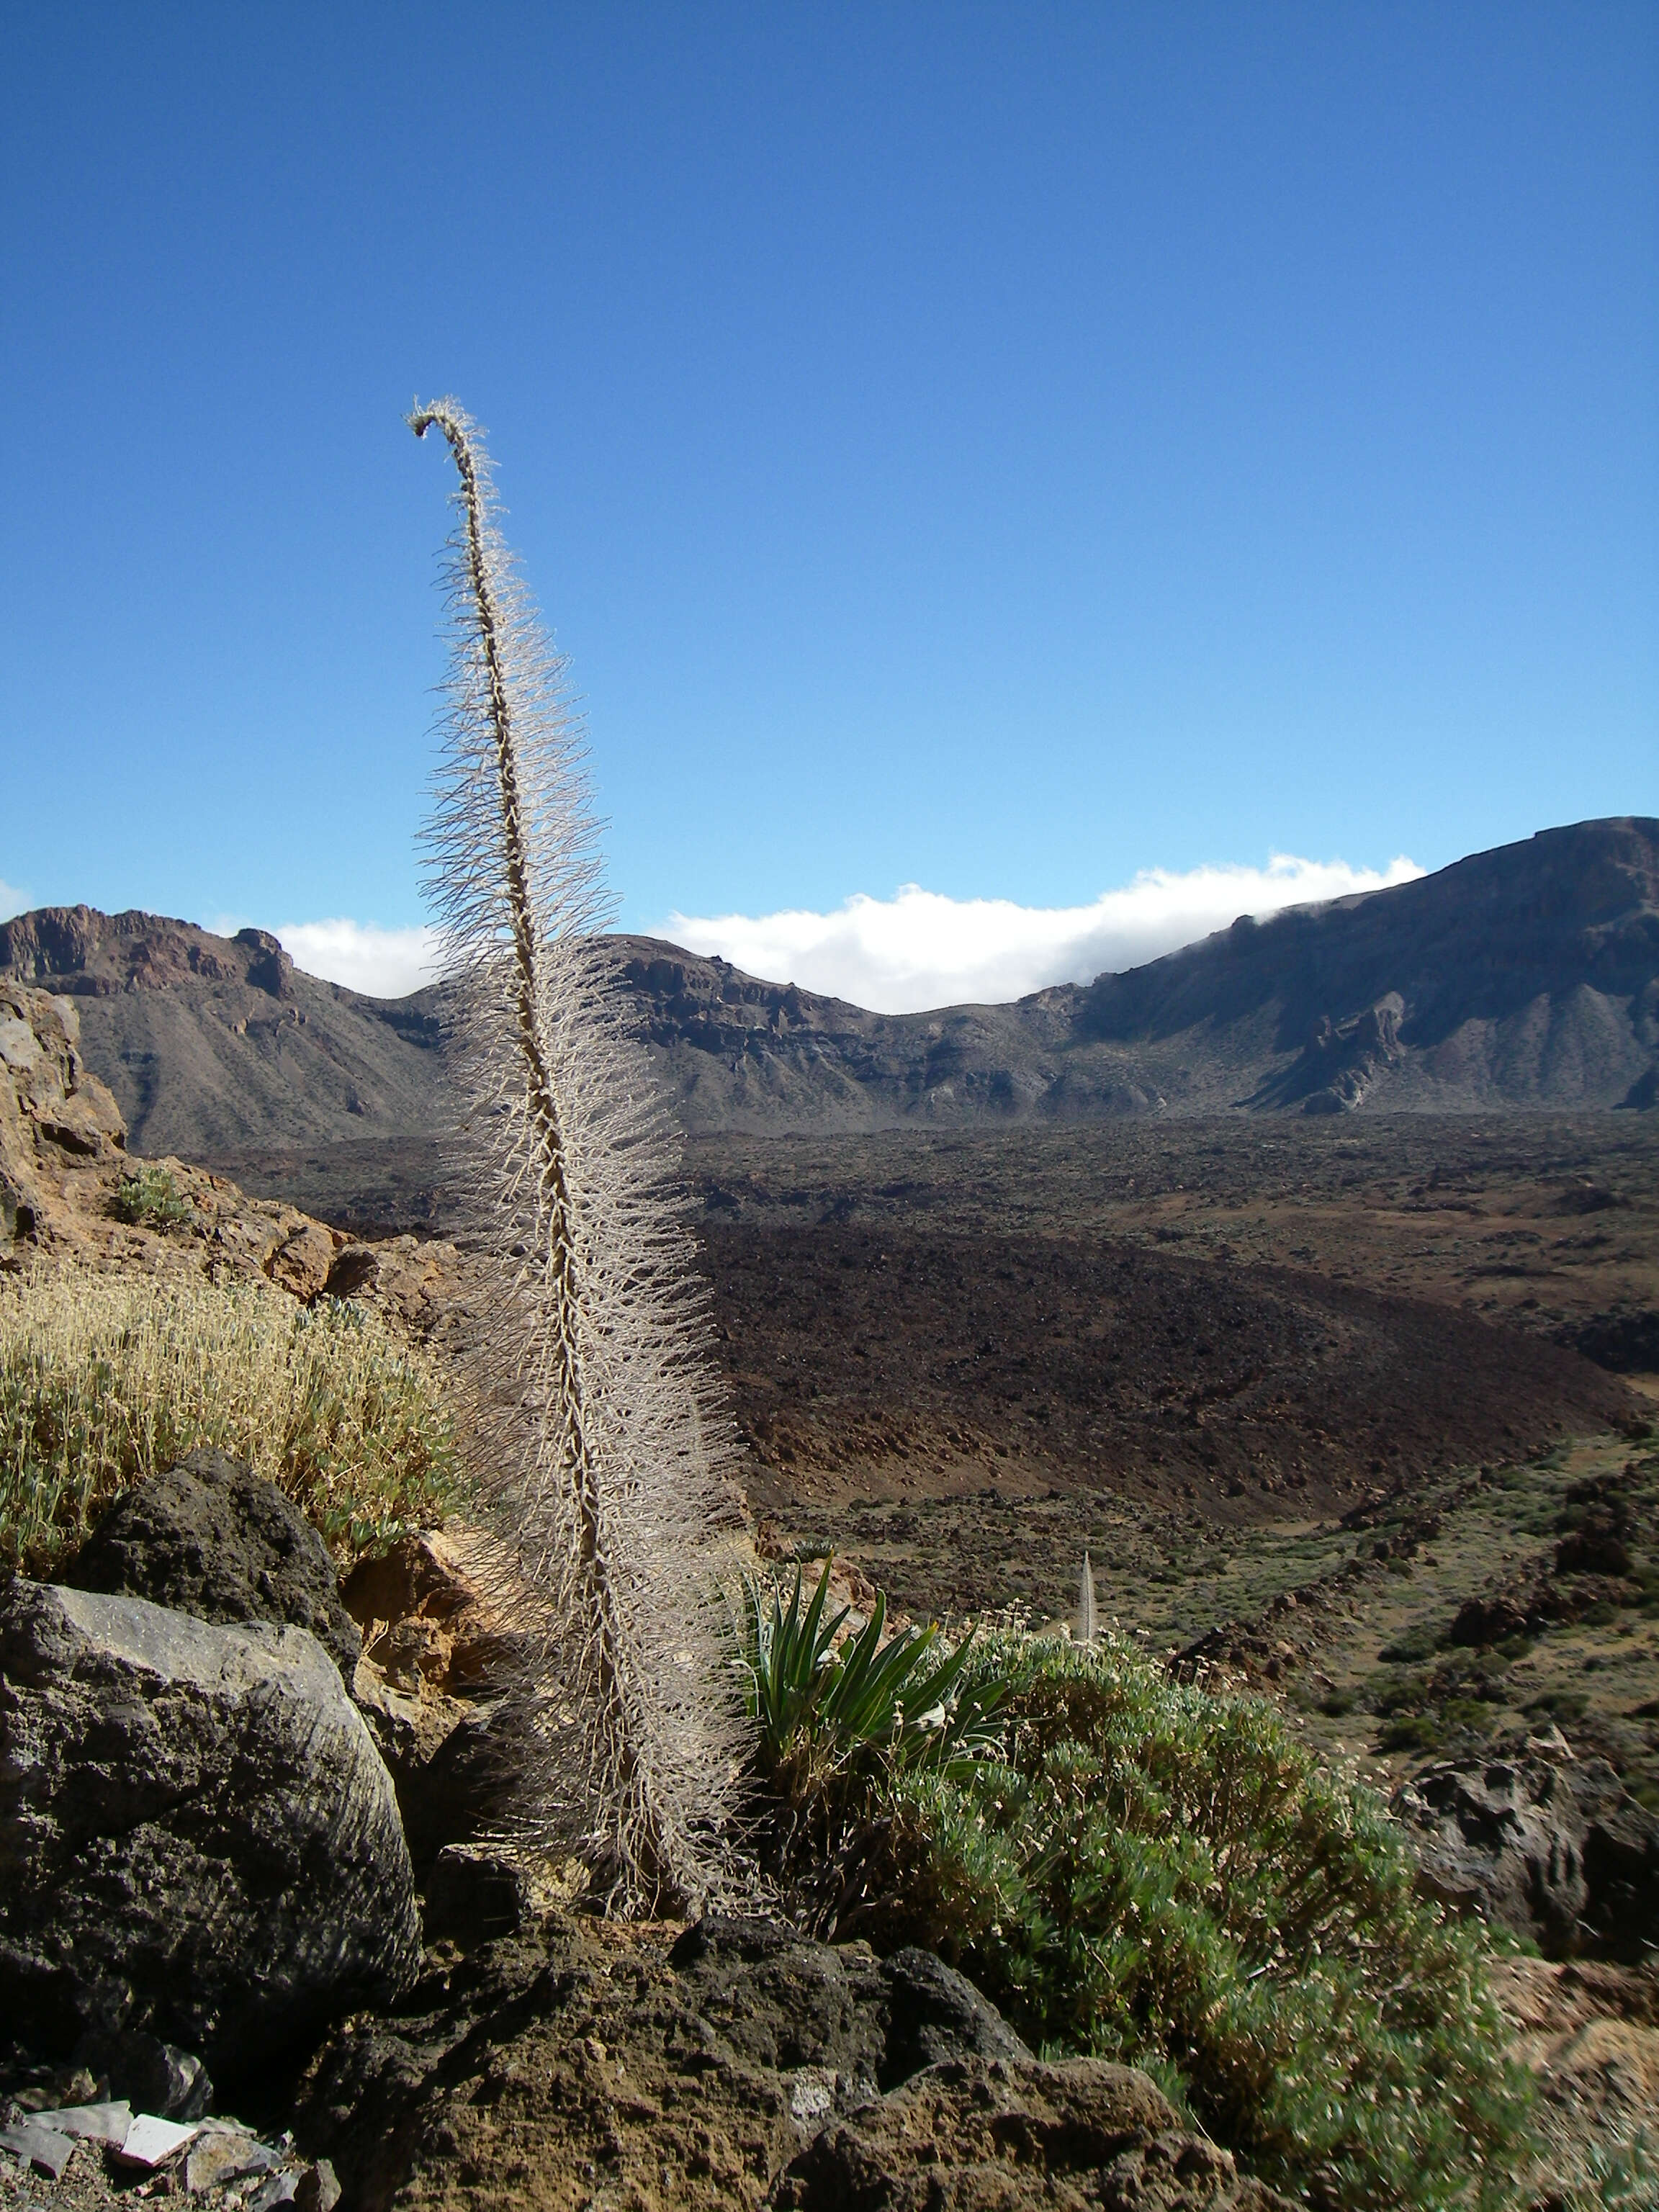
xmin=1076 ymin=1551 xmax=1098 ymax=1646
xmin=408 ymin=397 xmax=747 ymax=1914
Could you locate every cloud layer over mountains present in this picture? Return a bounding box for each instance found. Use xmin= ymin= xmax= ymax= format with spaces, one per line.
xmin=661 ymin=854 xmax=1424 ymax=1015
xmin=274 ymin=920 xmax=440 ymax=999
xmin=1 ymin=856 xmax=1424 ymax=1010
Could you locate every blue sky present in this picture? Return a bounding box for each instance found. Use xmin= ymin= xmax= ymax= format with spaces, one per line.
xmin=2 ymin=3 xmax=1655 ymax=1004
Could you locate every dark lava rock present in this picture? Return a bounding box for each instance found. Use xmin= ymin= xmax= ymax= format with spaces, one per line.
xmin=1555 ymin=1526 xmax=1634 ymax=1578
xmin=1559 ymin=1306 xmax=1659 ymax=1374
xmin=62 ymin=1449 xmax=361 ymax=1678
xmin=73 ymin=2026 xmax=212 ymax=2119
xmin=350 ymin=1669 xmax=502 ymax=1882
xmin=293 ymin=1909 xmax=1263 ymax=2212
xmin=421 ymin=1845 xmax=531 ymax=1951
xmin=0 ymin=1579 xmax=420 ymax=2077
xmin=667 ymin=1916 xmax=1034 ymax=2090
xmin=878 ymin=1946 xmax=1031 ymax=2088
xmin=1393 ymin=1753 xmax=1659 ymax=1961
xmin=1449 ymin=1593 xmax=1533 ymax=1648
xmin=668 ymin=1915 xmax=891 ymax=2087
xmin=773 ymin=2054 xmax=1295 ymax=2211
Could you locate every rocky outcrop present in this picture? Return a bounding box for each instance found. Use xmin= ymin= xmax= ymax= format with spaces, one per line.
xmin=1494 ymin=1953 xmax=1659 ymax=2180
xmin=293 ymin=1910 xmax=1286 ymax=2212
xmin=1393 ymin=1753 xmax=1659 ymax=1961
xmin=0 ymin=909 xmax=296 ymax=1000
xmin=341 ymin=1530 xmax=511 ymax=1879
xmin=0 ymin=983 xmax=382 ymax=1303
xmin=0 ymin=984 xmax=125 ymax=1244
xmin=1558 ymin=1306 xmax=1659 ymax=1375
xmin=777 ymin=2056 xmax=1292 ymax=2211
xmin=1249 ymin=995 xmax=1404 ymax=1115
xmin=0 ymin=1580 xmax=420 ymax=2076
xmin=61 ymin=1450 xmax=362 ymax=1681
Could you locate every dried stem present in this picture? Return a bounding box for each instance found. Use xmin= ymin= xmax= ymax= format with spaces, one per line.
xmin=409 ymin=398 xmax=747 ymax=1910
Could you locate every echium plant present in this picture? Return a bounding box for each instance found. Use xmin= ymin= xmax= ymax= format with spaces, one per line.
xmin=409 ymin=398 xmax=747 ymax=1912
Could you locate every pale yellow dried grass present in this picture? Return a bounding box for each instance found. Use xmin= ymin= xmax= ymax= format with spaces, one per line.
xmin=0 ymin=1265 xmax=459 ymax=1574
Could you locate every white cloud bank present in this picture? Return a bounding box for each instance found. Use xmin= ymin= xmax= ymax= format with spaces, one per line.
xmin=276 ymin=920 xmax=441 ymax=999
xmin=270 ymin=852 xmax=1424 ymax=1010
xmin=0 ymin=879 xmax=30 ymax=923
xmin=661 ymin=853 xmax=1425 ymax=1015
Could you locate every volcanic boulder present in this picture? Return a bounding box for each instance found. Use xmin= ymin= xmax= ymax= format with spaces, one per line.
xmin=1393 ymin=1754 xmax=1659 ymax=1961
xmin=62 ymin=1449 xmax=361 ymax=1681
xmin=775 ymin=2055 xmax=1294 ymax=2211
xmin=0 ymin=1580 xmax=420 ymax=2075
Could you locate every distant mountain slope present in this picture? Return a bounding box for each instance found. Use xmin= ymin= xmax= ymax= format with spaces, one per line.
xmin=590 ymin=816 xmax=1659 ymax=1125
xmin=1 ymin=819 xmax=1653 ymax=1174
xmin=0 ymin=908 xmax=443 ymax=1157
xmin=1082 ymin=815 xmax=1659 ymax=1115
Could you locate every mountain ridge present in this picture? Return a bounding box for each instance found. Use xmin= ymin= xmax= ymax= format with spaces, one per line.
xmin=1 ymin=817 xmax=1653 ymax=1175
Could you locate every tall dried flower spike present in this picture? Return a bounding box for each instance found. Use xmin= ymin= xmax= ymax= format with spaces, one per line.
xmin=408 ymin=397 xmax=747 ymax=1912
xmin=1076 ymin=1552 xmax=1097 ymax=1647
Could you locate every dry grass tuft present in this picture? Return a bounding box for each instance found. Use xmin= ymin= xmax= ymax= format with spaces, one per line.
xmin=0 ymin=1267 xmax=459 ymax=1575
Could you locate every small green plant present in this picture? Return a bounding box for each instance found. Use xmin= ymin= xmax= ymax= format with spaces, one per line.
xmin=1378 ymin=1620 xmax=1444 ymax=1664
xmin=1377 ymin=1711 xmax=1442 ymax=1753
xmin=112 ymin=1165 xmax=195 ymax=1233
xmin=1529 ymin=2119 xmax=1659 ymax=2211
xmin=745 ymin=1560 xmax=1003 ymax=1789
xmin=1526 ymin=1689 xmax=1589 ymax=1723
xmin=0 ymin=1267 xmax=459 ymax=1571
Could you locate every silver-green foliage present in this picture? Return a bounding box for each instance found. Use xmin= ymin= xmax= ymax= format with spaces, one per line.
xmin=0 ymin=1268 xmax=457 ymax=1573
xmin=410 ymin=399 xmax=746 ymax=1912
xmin=788 ymin=1622 xmax=1535 ymax=2212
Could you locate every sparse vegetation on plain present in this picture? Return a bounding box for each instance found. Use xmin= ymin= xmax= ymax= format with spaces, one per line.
xmin=753 ymin=1591 xmax=1535 ymax=2212
xmin=1534 ymin=2121 xmax=1659 ymax=2212
xmin=0 ymin=1267 xmax=459 ymax=1573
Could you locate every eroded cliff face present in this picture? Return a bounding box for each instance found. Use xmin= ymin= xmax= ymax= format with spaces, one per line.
xmin=0 ymin=907 xmax=295 ymax=999
xmin=0 ymin=984 xmax=127 ymax=1246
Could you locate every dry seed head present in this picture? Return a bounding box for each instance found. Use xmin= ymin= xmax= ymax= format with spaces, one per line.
xmin=409 ymin=397 xmax=750 ymax=1913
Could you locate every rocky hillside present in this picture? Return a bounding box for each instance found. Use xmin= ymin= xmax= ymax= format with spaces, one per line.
xmin=0 ymin=907 xmax=441 ymax=1160
xmin=3 ymin=821 xmax=1653 ymax=1182
xmin=1081 ymin=814 xmax=1659 ymax=1116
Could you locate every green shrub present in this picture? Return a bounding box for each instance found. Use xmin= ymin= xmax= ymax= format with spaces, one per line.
xmin=1526 ymin=1690 xmax=1588 ymax=1723
xmin=769 ymin=1625 xmax=1532 ymax=2212
xmin=1378 ymin=1712 xmax=1443 ymax=1753
xmin=0 ymin=1267 xmax=460 ymax=1571
xmin=1379 ymin=1622 xmax=1444 ymax=1664
xmin=111 ymin=1164 xmax=196 ymax=1232
xmin=1439 ymin=1697 xmax=1498 ymax=1739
